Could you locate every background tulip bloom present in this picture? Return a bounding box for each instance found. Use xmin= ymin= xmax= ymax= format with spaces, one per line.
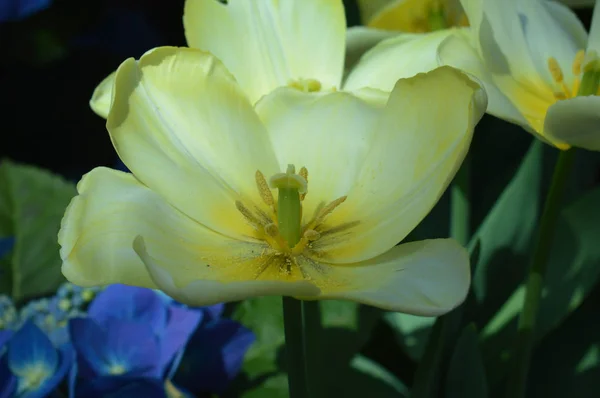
xmin=439 ymin=0 xmax=600 ymax=150
xmin=90 ymin=0 xmax=465 ymax=117
xmin=59 ymin=46 xmax=486 ymax=314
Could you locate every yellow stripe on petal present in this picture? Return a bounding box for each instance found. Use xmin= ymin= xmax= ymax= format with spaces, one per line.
xmin=89 ymin=71 xmax=116 ymax=119
xmin=107 ymin=47 xmax=280 ymax=240
xmin=183 ymin=0 xmax=345 ymax=104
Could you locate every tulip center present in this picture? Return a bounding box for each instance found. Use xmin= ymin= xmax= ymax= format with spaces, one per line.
xmin=547 ymin=50 xmax=600 ymax=100
xmin=235 ymin=165 xmax=348 ymax=262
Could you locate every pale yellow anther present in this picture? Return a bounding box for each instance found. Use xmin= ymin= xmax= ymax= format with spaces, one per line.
xmin=548 ymin=57 xmax=564 ymax=83
xmin=299 ymin=167 xmax=308 ymax=201
xmin=264 ymin=223 xmax=279 ymax=237
xmin=255 ymin=170 xmax=274 ymax=206
xmin=314 ymin=196 xmax=347 ymax=226
xmin=269 ymin=164 xmax=308 ymax=194
xmin=572 ymin=50 xmax=585 ymax=76
xmin=304 ymin=229 xmax=321 ymax=241
xmin=288 ymin=78 xmax=322 ymax=93
xmin=235 ymin=200 xmax=261 ymax=227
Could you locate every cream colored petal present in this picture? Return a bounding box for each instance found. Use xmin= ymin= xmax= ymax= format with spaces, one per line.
xmin=89 ymin=71 xmax=116 ymax=119
xmin=183 ymin=0 xmax=345 ymax=104
xmin=461 ymin=0 xmax=546 ymax=88
xmin=255 ymin=87 xmax=386 ymax=224
xmin=137 ymin=237 xmax=320 ymax=307
xmin=544 ymin=96 xmax=600 ymax=151
xmin=519 ymin=0 xmax=587 ymax=89
xmin=438 ymin=30 xmax=529 ymax=127
xmin=107 ymin=47 xmax=280 ymax=239
xmin=59 ymin=167 xmax=254 ymax=289
xmin=344 ymin=27 xmax=398 ymax=74
xmin=587 ymin=0 xmax=600 ymax=54
xmin=344 ymin=29 xmax=454 ymax=92
xmin=321 ymin=66 xmax=486 ymax=263
xmin=301 ymin=239 xmax=470 ymax=315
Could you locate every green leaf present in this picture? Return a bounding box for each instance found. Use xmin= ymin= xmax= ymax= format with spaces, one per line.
xmin=468 ymin=140 xmax=543 ymax=325
xmin=528 ymin=283 xmax=600 ymax=398
xmin=326 ymin=355 xmax=409 ymax=397
xmin=0 ymin=160 xmax=75 ymax=302
xmin=445 ymin=324 xmax=488 ymax=398
xmin=240 ymin=373 xmax=289 ymax=398
xmin=383 ymin=313 xmax=435 ymax=361
xmin=232 ymin=297 xmax=381 ymax=380
xmin=481 ymin=186 xmax=600 ymax=382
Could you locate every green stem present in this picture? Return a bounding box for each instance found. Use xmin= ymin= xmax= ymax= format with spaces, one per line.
xmin=303 ymin=300 xmax=323 ymax=397
xmin=504 ymin=148 xmax=576 ymax=398
xmin=283 ymin=297 xmax=309 ymax=398
xmin=451 ymin=155 xmax=471 ymax=246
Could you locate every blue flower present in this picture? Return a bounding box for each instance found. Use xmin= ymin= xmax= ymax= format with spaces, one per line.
xmin=0 ymin=237 xmax=14 ymax=260
xmin=0 ymin=0 xmax=52 ymax=23
xmin=69 ymin=284 xmax=202 ymax=388
xmin=172 ymin=307 xmax=255 ymax=395
xmin=2 ymin=321 xmax=73 ymax=398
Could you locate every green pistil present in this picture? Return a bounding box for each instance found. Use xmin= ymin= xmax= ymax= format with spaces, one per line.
xmin=270 ymin=165 xmax=307 ymax=248
xmin=577 ymin=69 xmax=600 ymax=96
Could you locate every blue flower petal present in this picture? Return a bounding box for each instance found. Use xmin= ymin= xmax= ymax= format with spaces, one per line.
xmin=0 ymin=358 xmax=16 ymax=398
xmin=7 ymin=321 xmax=58 ymax=376
xmin=173 ymin=319 xmax=255 ymax=394
xmin=88 ymin=285 xmax=167 ymax=333
xmin=0 ymin=237 xmax=14 ymax=260
xmin=0 ymin=330 xmax=13 ymax=349
xmin=19 ymin=347 xmax=74 ymax=398
xmin=159 ymin=306 xmax=202 ymax=372
xmin=198 ymin=303 xmax=225 ymax=323
xmin=70 ymin=317 xmax=161 ymax=379
xmin=76 ymin=376 xmax=166 ymax=398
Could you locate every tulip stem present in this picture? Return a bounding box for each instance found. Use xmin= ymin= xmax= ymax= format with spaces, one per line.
xmin=282 ymin=297 xmax=310 ymax=398
xmin=505 ymin=148 xmax=576 ymax=398
xmin=451 ymin=154 xmax=471 ymax=246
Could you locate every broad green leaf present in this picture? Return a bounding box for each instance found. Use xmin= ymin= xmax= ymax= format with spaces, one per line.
xmin=325 ymin=355 xmax=409 ymax=397
xmin=445 ymin=324 xmax=488 ymax=398
xmin=481 ymin=187 xmax=600 ymax=382
xmin=383 ymin=313 xmax=435 ymax=361
xmin=240 ymin=373 xmax=289 ymax=398
xmin=409 ymin=317 xmax=444 ymax=398
xmin=233 ymin=297 xmax=381 ymax=380
xmin=468 ymin=140 xmax=543 ymax=325
xmin=0 ymin=160 xmax=75 ymax=302
xmin=528 ymin=283 xmax=600 ymax=398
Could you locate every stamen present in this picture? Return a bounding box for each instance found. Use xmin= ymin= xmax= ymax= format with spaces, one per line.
xmin=304 ymin=229 xmax=320 ymax=241
xmin=548 ymin=57 xmax=573 ymax=99
xmin=299 ymin=167 xmax=308 ymax=201
xmin=572 ymin=50 xmax=585 ymax=76
xmin=264 ymin=223 xmax=279 ymax=237
xmin=235 ymin=200 xmax=261 ymax=228
xmin=255 ymin=170 xmax=274 ymax=206
xmin=548 ymin=57 xmax=564 ymax=82
xmin=316 ymin=196 xmax=347 ymax=224
xmin=288 ymin=78 xmax=322 ymax=93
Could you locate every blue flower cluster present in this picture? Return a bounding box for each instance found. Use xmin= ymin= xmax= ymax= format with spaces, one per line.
xmin=0 ymin=282 xmax=255 ymax=397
